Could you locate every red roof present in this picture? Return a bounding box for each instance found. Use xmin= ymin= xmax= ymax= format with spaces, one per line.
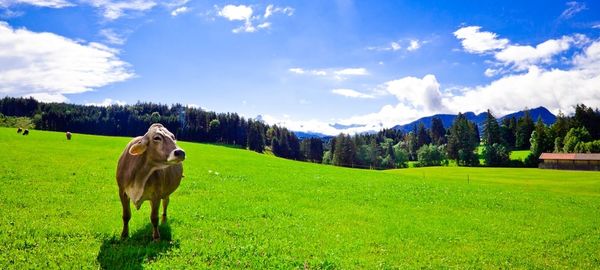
xmin=539 ymin=153 xmax=600 ymax=161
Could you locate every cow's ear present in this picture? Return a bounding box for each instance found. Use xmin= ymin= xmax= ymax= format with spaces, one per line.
xmin=129 ymin=139 xmax=148 ymax=155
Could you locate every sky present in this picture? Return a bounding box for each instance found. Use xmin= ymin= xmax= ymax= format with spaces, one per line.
xmin=0 ymin=0 xmax=599 ymax=135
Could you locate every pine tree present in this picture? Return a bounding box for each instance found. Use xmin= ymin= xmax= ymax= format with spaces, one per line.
xmin=430 ymin=117 xmax=446 ymax=145
xmin=515 ymin=110 xmax=534 ymax=149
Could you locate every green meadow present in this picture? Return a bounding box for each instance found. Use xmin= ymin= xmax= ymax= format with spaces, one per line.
xmin=1 ymin=127 xmax=599 ymax=269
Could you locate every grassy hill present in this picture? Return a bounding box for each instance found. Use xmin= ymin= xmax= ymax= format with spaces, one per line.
xmin=1 ymin=127 xmax=599 ymax=269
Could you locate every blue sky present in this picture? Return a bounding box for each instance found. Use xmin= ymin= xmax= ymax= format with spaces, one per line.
xmin=1 ymin=0 xmax=599 ymax=135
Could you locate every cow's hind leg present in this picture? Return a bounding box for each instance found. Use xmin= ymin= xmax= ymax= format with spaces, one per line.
xmin=161 ymin=196 xmax=169 ymax=223
xmin=119 ymin=190 xmax=131 ymax=239
xmin=150 ymin=199 xmax=161 ymax=241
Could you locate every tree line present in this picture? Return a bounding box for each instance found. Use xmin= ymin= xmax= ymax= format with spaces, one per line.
xmin=2 ymin=97 xmax=599 ymax=169
xmin=0 ymin=97 xmax=307 ymax=159
xmin=321 ymin=104 xmax=600 ymax=169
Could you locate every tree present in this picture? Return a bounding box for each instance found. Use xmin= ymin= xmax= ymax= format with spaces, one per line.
xmin=333 ymin=134 xmax=356 ymax=167
xmin=393 ymin=143 xmax=409 ymax=168
xmin=246 ymin=120 xmax=265 ymax=153
xmin=429 ymin=117 xmax=446 ymax=145
xmin=379 ymin=138 xmax=396 ymax=169
xmin=515 ymin=110 xmax=534 ymax=149
xmin=322 ymin=150 xmax=333 ymax=165
xmin=417 ymin=144 xmax=446 ymax=167
xmin=416 ymin=122 xmax=431 ymax=148
xmin=405 ymin=131 xmax=418 ymax=161
xmin=500 ymin=117 xmax=517 ymax=149
xmin=368 ymin=138 xmax=382 ymax=168
xmin=574 ymin=104 xmax=600 ymax=140
xmin=530 ymin=117 xmax=552 ymax=156
xmin=301 ymin=138 xmax=324 ymax=163
xmin=208 ymin=119 xmax=221 ymax=142
xmin=446 ymin=113 xmax=480 ymax=166
xmin=483 ymin=143 xmax=510 ymax=167
xmin=563 ymin=127 xmax=591 ymax=153
xmin=482 ymin=110 xmax=502 ymax=146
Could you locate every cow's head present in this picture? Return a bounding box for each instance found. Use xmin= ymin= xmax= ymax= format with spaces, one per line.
xmin=129 ymin=124 xmax=185 ymax=166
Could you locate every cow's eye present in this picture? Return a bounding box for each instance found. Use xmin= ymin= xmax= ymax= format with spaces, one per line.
xmin=153 ymin=136 xmax=162 ymax=141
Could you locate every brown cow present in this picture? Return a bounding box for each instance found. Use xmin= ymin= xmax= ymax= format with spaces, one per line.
xmin=66 ymin=131 xmax=72 ymax=140
xmin=116 ymin=124 xmax=186 ymax=241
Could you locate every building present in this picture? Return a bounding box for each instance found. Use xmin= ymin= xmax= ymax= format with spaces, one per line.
xmin=539 ymin=153 xmax=600 ymax=171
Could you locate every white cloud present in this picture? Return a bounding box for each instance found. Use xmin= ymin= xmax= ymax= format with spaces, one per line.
xmin=593 ymin=24 xmax=600 ymax=29
xmin=83 ymin=0 xmax=157 ymax=20
xmin=454 ymin=26 xmax=509 ymax=54
xmin=170 ymin=6 xmax=188 ymax=16
xmin=456 ymin=26 xmax=590 ymax=74
xmin=495 ymin=36 xmax=575 ymax=69
xmin=0 ymin=0 xmax=73 ymax=8
xmin=85 ymin=98 xmax=126 ymax=106
xmin=288 ymin=67 xmax=305 ymax=74
xmin=368 ymin=39 xmax=425 ymax=52
xmin=264 ymin=4 xmax=293 ymax=18
xmin=407 ymin=39 xmax=421 ymax=51
xmin=216 ymin=4 xmax=294 ymax=34
xmin=289 ymin=67 xmax=368 ymax=80
xmin=217 ymin=4 xmax=256 ymax=33
xmin=334 ymin=68 xmax=368 ymax=76
xmin=560 ymin=1 xmax=586 ymax=20
xmin=257 ymin=21 xmax=271 ymax=29
xmin=484 ymin=68 xmax=499 ymax=77
xmin=0 ymin=22 xmax=134 ymax=103
xmin=218 ymin=4 xmax=252 ymax=21
xmin=331 ymin=88 xmax=374 ymax=99
xmin=26 ymin=92 xmax=69 ymax=103
xmin=99 ymin=28 xmax=125 ymax=45
xmin=384 ymin=74 xmax=445 ymax=113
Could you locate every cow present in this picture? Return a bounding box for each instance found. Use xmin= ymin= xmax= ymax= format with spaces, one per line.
xmin=116 ymin=124 xmax=186 ymax=241
xmin=66 ymin=132 xmax=72 ymax=140
xmin=17 ymin=127 xmax=22 ymax=133
xmin=22 ymin=129 xmax=29 ymax=136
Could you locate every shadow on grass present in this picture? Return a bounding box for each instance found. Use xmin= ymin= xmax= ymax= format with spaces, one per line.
xmin=97 ymin=222 xmax=179 ymax=270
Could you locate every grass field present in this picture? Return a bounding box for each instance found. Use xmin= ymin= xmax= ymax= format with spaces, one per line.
xmin=1 ymin=127 xmax=600 ymax=269
xmin=511 ymin=150 xmax=532 ymax=161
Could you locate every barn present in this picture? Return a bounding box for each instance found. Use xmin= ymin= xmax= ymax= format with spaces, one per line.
xmin=539 ymin=153 xmax=600 ymax=171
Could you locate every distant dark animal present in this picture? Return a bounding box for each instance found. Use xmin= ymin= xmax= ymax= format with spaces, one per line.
xmin=22 ymin=129 xmax=29 ymax=136
xmin=66 ymin=132 xmax=72 ymax=140
xmin=17 ymin=128 xmax=22 ymax=133
xmin=116 ymin=124 xmax=186 ymax=241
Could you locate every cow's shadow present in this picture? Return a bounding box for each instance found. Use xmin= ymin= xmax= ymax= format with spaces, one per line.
xmin=97 ymin=222 xmax=179 ymax=270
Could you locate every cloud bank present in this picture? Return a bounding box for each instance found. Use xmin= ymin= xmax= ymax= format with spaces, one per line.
xmin=0 ymin=22 xmax=134 ymax=102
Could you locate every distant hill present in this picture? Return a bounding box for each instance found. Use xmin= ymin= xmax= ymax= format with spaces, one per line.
xmin=294 ymin=131 xmax=333 ymax=140
xmin=393 ymin=107 xmax=556 ymax=133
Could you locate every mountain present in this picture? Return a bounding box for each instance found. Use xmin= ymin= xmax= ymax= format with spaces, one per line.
xmin=294 ymin=131 xmax=334 ymax=140
xmin=329 ymin=123 xmax=366 ymax=130
xmin=498 ymin=106 xmax=556 ymax=124
xmin=393 ymin=107 xmax=556 ymax=134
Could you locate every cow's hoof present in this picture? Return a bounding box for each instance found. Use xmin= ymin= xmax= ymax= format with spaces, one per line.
xmin=120 ymin=232 xmax=129 ymax=240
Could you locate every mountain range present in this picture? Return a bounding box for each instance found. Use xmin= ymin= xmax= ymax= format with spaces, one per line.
xmin=294 ymin=107 xmax=556 ymax=139
xmin=393 ymin=106 xmax=556 ymax=133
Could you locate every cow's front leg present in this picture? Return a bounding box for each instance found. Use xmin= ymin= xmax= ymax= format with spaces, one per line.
xmin=161 ymin=196 xmax=169 ymax=224
xmin=119 ymin=190 xmax=131 ymax=239
xmin=150 ymin=198 xmax=160 ymax=241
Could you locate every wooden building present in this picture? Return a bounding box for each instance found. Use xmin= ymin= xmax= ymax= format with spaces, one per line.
xmin=539 ymin=153 xmax=600 ymax=171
